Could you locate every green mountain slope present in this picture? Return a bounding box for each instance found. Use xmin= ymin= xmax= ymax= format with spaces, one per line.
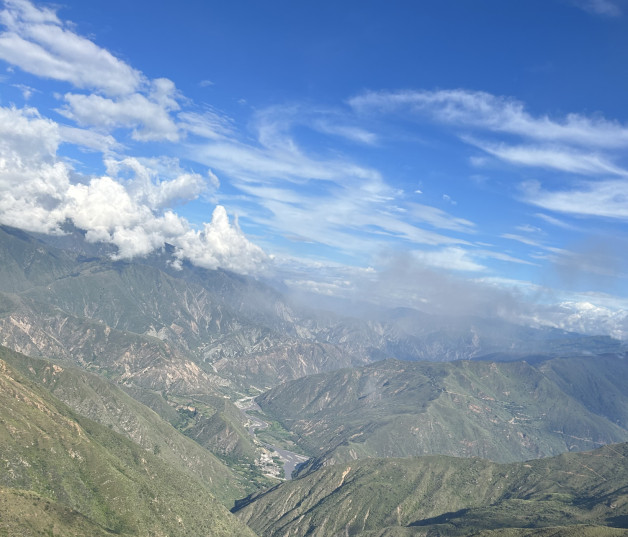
xmin=0 ymin=345 xmax=263 ymax=505
xmin=539 ymin=355 xmax=628 ymax=429
xmin=256 ymin=357 xmax=628 ymax=470
xmin=0 ymin=356 xmax=257 ymax=536
xmin=234 ymin=443 xmax=628 ymax=537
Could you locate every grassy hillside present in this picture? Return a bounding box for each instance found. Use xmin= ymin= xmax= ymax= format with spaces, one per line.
xmin=256 ymin=357 xmax=628 ymax=470
xmin=0 ymin=345 xmax=267 ymax=505
xmin=234 ymin=443 xmax=628 ymax=537
xmin=0 ymin=356 xmax=257 ymax=536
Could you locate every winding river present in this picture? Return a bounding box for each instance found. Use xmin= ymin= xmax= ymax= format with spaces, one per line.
xmin=237 ymin=397 xmax=309 ymax=480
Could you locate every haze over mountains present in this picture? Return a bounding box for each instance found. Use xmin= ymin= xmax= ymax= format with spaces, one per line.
xmin=1 ymin=0 xmax=628 ymax=535
xmin=1 ymin=225 xmax=627 ymax=536
xmin=257 ymin=356 xmax=628 ymax=471
xmin=0 ymin=225 xmax=622 ymax=393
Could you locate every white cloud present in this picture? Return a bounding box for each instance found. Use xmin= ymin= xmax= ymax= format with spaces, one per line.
xmin=59 ymin=81 xmax=181 ymax=142
xmin=178 ymin=109 xmax=234 ymax=140
xmin=0 ymin=105 xmax=70 ymax=233
xmin=516 ymin=224 xmax=543 ymax=234
xmin=534 ymin=212 xmax=578 ymax=230
xmin=500 ymin=233 xmax=547 ymax=248
xmin=0 ymin=0 xmax=142 ymax=95
xmin=311 ymin=120 xmax=378 ymax=145
xmin=407 ymin=203 xmax=474 ymax=232
xmin=234 ymin=180 xmax=468 ymax=257
xmin=531 ymin=301 xmax=628 ymax=340
xmin=0 ymin=105 xmax=267 ymax=274
xmin=188 ymin=103 xmax=478 ymax=260
xmin=572 ymin=0 xmax=623 ymax=16
xmin=468 ymin=139 xmax=628 ymax=176
xmin=522 ymin=179 xmax=628 ymax=219
xmin=57 ymin=125 xmax=119 ymax=153
xmin=13 ymin=81 xmax=35 ymax=99
xmin=172 ymin=206 xmax=268 ymax=273
xmin=477 ymin=249 xmax=538 ymax=266
xmin=413 ymin=247 xmax=486 ymax=272
xmin=351 ymin=87 xmax=628 ymax=224
xmin=104 ymin=157 xmax=208 ymax=210
xmin=350 ymin=89 xmax=628 ymax=149
xmin=0 ymin=1 xmax=188 ymax=144
xmin=193 ymin=139 xmax=382 ymax=185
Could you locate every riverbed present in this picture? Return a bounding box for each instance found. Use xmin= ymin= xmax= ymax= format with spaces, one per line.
xmin=236 ymin=397 xmax=309 ymax=480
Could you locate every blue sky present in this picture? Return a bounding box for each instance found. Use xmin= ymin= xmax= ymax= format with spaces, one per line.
xmin=1 ymin=0 xmax=628 ymax=334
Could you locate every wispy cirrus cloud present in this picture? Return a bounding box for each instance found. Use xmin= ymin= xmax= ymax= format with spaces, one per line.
xmin=534 ymin=212 xmax=579 ymax=230
xmin=350 ymin=89 xmax=628 ymax=148
xmin=466 ymin=138 xmax=628 ymax=177
xmin=522 ymin=179 xmax=628 ymax=219
xmin=571 ymin=0 xmax=623 ymax=16
xmin=350 ymin=87 xmax=628 ymax=224
xmin=188 ymin=104 xmax=477 ymax=259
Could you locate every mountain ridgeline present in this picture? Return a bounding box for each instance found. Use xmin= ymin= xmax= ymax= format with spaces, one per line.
xmin=1 ymin=224 xmax=628 ymax=536
xmin=234 ymin=442 xmax=628 ymax=537
xmin=0 ymin=224 xmax=622 ymax=396
xmin=256 ymin=355 xmax=628 ymax=471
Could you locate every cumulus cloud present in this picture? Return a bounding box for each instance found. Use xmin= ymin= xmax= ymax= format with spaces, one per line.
xmin=104 ymin=157 xmax=207 ymax=210
xmin=0 ymin=105 xmax=268 ymax=274
xmin=0 ymin=105 xmax=70 ymax=233
xmin=172 ymin=206 xmax=268 ymax=273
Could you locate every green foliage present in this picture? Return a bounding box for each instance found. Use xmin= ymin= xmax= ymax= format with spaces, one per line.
xmin=0 ymin=345 xmax=254 ymax=506
xmin=0 ymin=357 xmax=257 ymax=536
xmin=257 ymin=358 xmax=628 ymax=471
xmin=253 ymin=417 xmax=306 ymax=455
xmin=235 ymin=443 xmax=628 ymax=537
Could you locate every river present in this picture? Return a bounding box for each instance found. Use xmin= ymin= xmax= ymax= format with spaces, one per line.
xmin=236 ymin=397 xmax=309 ymax=480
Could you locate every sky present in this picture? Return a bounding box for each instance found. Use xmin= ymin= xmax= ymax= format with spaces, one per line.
xmin=0 ymin=0 xmax=628 ymax=336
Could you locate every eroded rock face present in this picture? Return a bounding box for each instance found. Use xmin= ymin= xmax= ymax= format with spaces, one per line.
xmin=0 ymin=224 xmax=623 ymax=399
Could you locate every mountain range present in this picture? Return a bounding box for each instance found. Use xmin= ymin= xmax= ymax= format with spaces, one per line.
xmin=1 ymin=224 xmax=627 ymax=536
xmin=234 ymin=442 xmax=628 ymax=537
xmin=256 ymin=355 xmax=628 ymax=473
